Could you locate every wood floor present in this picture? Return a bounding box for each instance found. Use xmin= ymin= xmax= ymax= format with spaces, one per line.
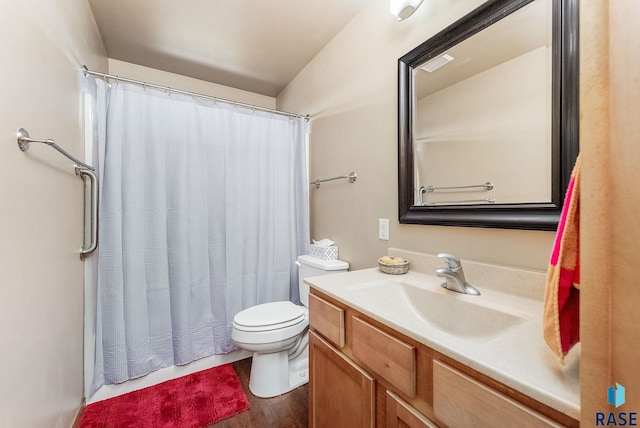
xmin=209 ymin=358 xmax=309 ymax=428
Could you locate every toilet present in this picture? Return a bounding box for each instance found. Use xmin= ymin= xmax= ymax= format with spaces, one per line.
xmin=231 ymin=254 xmax=349 ymax=398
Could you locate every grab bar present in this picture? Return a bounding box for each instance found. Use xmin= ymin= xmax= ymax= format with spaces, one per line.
xmin=310 ymin=171 xmax=357 ymax=188
xmin=16 ymin=128 xmax=98 ymax=258
xmin=17 ymin=128 xmax=95 ymax=171
xmin=77 ymin=167 xmax=98 ymax=258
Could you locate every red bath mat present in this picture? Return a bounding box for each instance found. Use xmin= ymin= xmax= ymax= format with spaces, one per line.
xmin=79 ymin=363 xmax=250 ymax=428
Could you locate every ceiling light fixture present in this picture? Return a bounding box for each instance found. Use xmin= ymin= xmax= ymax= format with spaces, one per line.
xmin=390 ymin=0 xmax=424 ymax=21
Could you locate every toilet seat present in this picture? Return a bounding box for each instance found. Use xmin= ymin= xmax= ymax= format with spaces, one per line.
xmin=233 ymin=301 xmax=306 ymax=332
xmin=230 ymin=256 xmax=348 ymax=398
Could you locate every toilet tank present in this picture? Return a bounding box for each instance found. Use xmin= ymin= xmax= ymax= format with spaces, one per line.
xmin=297 ymin=255 xmax=349 ymax=307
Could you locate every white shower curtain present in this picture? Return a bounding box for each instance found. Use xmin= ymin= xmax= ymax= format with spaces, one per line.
xmin=90 ymin=80 xmax=309 ymax=394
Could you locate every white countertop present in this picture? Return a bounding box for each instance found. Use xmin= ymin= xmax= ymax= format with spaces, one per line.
xmin=306 ymin=264 xmax=580 ymax=420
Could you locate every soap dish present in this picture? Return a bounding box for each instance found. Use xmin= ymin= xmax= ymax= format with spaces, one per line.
xmin=378 ymin=257 xmax=409 ymax=275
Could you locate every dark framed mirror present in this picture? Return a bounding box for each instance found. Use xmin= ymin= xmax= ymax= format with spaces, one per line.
xmin=398 ymin=0 xmax=578 ymax=230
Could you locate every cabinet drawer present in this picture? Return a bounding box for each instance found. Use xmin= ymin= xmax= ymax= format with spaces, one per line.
xmin=433 ymin=360 xmax=562 ymax=428
xmin=309 ymin=293 xmax=345 ymax=348
xmin=352 ymin=316 xmax=416 ymax=397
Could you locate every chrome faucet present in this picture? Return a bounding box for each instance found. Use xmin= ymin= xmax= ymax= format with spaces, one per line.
xmin=436 ymin=253 xmax=480 ymax=296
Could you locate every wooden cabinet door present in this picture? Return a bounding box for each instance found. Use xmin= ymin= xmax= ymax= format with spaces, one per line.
xmin=309 ymin=330 xmax=375 ymax=428
xmin=386 ymin=390 xmax=438 ymax=428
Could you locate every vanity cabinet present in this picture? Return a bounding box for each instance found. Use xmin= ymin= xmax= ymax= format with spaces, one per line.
xmin=308 ymin=290 xmax=578 ymax=428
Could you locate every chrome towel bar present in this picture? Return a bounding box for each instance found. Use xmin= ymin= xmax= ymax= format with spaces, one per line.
xmin=310 ymin=171 xmax=357 ymax=189
xmin=424 ymin=198 xmax=496 ymax=206
xmin=425 ymin=182 xmax=494 ymax=192
xmin=416 ymin=182 xmax=494 ymax=205
xmin=16 ymin=128 xmax=98 ymax=258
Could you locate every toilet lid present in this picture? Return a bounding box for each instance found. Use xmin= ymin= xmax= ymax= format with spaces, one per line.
xmin=233 ymin=301 xmax=305 ymax=331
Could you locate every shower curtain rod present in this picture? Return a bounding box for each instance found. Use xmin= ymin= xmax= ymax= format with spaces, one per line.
xmin=83 ymin=66 xmax=309 ymax=121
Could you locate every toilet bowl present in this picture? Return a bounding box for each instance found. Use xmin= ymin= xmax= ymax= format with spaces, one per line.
xmin=231 ymin=255 xmax=348 ymax=398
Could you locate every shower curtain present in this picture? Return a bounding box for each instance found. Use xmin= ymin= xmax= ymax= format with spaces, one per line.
xmin=90 ymin=80 xmax=309 ymax=394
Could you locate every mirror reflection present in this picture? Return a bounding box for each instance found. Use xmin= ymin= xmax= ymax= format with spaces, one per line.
xmin=398 ymin=0 xmax=579 ymax=230
xmin=413 ymin=0 xmax=552 ymax=206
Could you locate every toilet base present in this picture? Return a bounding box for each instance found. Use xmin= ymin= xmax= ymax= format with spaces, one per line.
xmin=248 ymin=345 xmax=308 ymax=398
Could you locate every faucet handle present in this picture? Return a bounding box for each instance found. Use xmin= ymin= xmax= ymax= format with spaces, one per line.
xmin=437 ymin=253 xmax=461 ymax=269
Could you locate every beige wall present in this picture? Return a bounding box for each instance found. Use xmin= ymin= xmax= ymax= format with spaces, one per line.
xmin=278 ymin=0 xmax=555 ymax=271
xmin=581 ymin=0 xmax=640 ymax=422
xmin=0 ymin=0 xmax=106 ymax=427
xmin=108 ymin=59 xmax=276 ymax=109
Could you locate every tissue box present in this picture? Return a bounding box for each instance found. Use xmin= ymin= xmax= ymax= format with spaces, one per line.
xmin=309 ymin=244 xmax=339 ymax=260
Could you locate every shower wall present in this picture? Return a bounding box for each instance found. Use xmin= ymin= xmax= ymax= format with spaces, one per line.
xmin=0 ymin=1 xmax=107 ymax=427
xmin=108 ymin=59 xmax=276 ymax=109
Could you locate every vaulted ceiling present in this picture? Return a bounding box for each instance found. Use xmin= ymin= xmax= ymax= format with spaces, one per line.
xmin=88 ymin=0 xmax=369 ymax=97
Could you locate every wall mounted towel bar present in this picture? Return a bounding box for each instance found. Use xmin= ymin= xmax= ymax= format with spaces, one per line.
xmin=16 ymin=128 xmax=98 ymax=258
xmin=424 ymin=182 xmax=494 ymax=193
xmin=424 ymin=198 xmax=496 ymax=206
xmin=416 ymin=182 xmax=494 ymax=205
xmin=310 ymin=171 xmax=357 ymax=188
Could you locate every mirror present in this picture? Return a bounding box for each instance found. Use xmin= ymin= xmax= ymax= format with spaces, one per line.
xmin=398 ymin=0 xmax=578 ymax=230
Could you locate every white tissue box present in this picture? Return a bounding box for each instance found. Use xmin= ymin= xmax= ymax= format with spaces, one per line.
xmin=309 ymin=244 xmax=339 ymax=260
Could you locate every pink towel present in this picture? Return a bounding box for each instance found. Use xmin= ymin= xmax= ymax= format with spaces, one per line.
xmin=543 ymin=155 xmax=581 ymax=363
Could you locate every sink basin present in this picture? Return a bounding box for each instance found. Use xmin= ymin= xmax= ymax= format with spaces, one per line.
xmin=346 ymin=278 xmax=525 ymax=338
